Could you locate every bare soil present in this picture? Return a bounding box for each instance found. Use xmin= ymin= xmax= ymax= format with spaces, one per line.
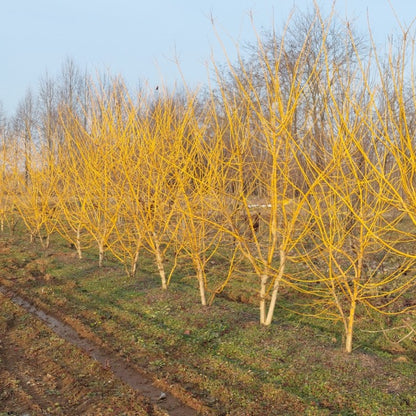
xmin=0 ymin=288 xmax=200 ymax=416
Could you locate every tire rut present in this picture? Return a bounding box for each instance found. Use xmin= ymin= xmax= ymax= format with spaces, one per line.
xmin=0 ymin=285 xmax=201 ymax=416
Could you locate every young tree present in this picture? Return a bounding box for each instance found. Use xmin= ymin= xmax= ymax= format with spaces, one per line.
xmin=12 ymin=140 xmax=60 ymax=248
xmin=60 ymin=80 xmax=125 ymax=266
xmin=11 ymin=90 xmax=60 ymax=247
xmin=165 ymin=93 xmax=225 ymax=305
xmin=124 ymin=90 xmax=192 ymax=286
xmin=288 ymin=26 xmax=416 ymax=352
xmin=209 ymin=13 xmax=325 ymax=325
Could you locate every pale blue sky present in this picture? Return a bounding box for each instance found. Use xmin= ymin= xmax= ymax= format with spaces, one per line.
xmin=1 ymin=0 xmax=416 ymax=116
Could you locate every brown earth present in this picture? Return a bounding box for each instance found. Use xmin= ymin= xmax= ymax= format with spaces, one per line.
xmin=0 ymin=289 xmax=201 ymax=416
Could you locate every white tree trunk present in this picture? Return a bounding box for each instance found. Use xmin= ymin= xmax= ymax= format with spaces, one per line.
xmin=345 ymin=299 xmax=356 ymax=353
xmin=153 ymin=234 xmax=167 ymax=289
xmin=259 ymin=273 xmax=268 ymax=324
xmin=98 ymin=242 xmax=104 ymax=267
xmin=130 ymin=247 xmax=140 ymax=278
xmin=197 ymin=262 xmax=207 ymax=306
xmin=76 ymin=225 xmax=82 ymax=259
xmin=264 ymin=249 xmax=286 ymax=326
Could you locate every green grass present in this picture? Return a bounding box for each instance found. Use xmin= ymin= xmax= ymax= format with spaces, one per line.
xmin=1 ymin=229 xmax=416 ymax=415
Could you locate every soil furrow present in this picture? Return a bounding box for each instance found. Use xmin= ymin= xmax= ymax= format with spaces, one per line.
xmin=0 ymin=284 xmax=199 ymax=416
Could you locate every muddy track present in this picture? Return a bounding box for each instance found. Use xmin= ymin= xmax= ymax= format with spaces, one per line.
xmin=0 ymin=284 xmax=201 ymax=416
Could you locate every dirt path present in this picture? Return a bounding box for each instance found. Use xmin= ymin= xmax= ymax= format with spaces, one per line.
xmin=0 ymin=285 xmax=201 ymax=416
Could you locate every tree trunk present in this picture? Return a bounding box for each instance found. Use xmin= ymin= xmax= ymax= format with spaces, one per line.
xmin=42 ymin=234 xmax=50 ymax=249
xmin=98 ymin=242 xmax=104 ymax=267
xmin=196 ymin=262 xmax=207 ymax=306
xmin=76 ymin=225 xmax=82 ymax=259
xmin=130 ymin=247 xmax=140 ymax=278
xmin=153 ymin=234 xmax=167 ymax=289
xmin=39 ymin=235 xmax=47 ymax=249
xmin=345 ymin=253 xmax=362 ymax=353
xmin=259 ymin=273 xmax=268 ymax=324
xmin=264 ymin=249 xmax=286 ymax=326
xmin=345 ymin=299 xmax=356 ymax=353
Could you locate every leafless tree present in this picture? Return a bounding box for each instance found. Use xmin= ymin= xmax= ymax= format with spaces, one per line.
xmin=14 ymin=89 xmax=37 ymax=185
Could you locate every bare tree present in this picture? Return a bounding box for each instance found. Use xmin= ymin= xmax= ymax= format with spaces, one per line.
xmin=216 ymin=6 xmax=367 ymax=188
xmin=39 ymin=72 xmax=58 ymax=158
xmin=14 ymin=89 xmax=37 ymax=186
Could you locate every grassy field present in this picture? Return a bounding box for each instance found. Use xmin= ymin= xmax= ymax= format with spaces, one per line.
xmin=1 ymin=228 xmax=416 ymax=415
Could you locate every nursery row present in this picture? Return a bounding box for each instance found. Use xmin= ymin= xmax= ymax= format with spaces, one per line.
xmin=2 ymin=8 xmax=416 ymax=352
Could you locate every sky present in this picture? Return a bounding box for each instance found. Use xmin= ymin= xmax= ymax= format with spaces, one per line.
xmin=1 ymin=0 xmax=416 ymax=117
